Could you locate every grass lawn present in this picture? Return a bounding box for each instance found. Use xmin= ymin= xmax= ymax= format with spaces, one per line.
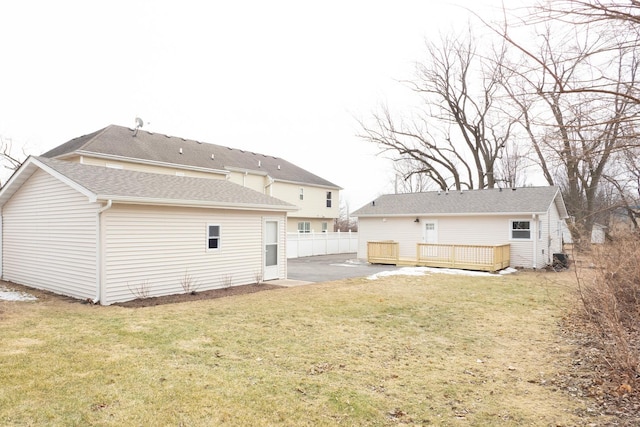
xmin=0 ymin=269 xmax=609 ymax=426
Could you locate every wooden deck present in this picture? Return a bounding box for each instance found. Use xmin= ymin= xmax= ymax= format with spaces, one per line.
xmin=367 ymin=241 xmax=510 ymax=273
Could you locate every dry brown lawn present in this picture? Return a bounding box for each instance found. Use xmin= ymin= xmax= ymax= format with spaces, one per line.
xmin=0 ymin=269 xmax=622 ymax=426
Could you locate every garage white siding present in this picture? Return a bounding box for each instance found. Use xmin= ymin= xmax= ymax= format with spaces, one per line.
xmin=101 ymin=204 xmax=286 ymax=305
xmin=357 ymin=214 xmax=550 ymax=269
xmin=356 ymin=217 xmax=423 ymax=260
xmin=2 ymin=169 xmax=98 ymax=299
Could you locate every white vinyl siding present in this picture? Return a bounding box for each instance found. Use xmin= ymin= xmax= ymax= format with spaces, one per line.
xmin=101 ymin=205 xmax=286 ymax=305
xmin=2 ymin=169 xmax=98 ymax=299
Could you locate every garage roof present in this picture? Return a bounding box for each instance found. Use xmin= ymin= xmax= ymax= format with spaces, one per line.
xmin=0 ymin=157 xmax=298 ymax=212
xmin=352 ymin=187 xmax=568 ymax=218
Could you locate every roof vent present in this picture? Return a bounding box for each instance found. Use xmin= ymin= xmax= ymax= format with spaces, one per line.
xmin=179 ymin=148 xmax=183 ymax=155
xmin=277 ymin=165 xmax=281 ymax=170
xmin=211 ymin=154 xmax=215 ymax=160
xmin=258 ymin=160 xmax=261 ymax=167
xmin=133 ymin=117 xmax=144 ymax=136
xmin=372 ymin=200 xmax=376 ymax=206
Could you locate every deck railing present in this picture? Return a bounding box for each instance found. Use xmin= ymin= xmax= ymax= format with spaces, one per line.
xmin=366 ymin=241 xmax=400 ymax=264
xmin=367 ymin=241 xmax=510 ymax=272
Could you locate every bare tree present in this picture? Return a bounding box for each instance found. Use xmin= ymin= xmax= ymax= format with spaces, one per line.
xmin=334 ymin=199 xmax=357 ymax=232
xmin=0 ymin=135 xmax=24 ymax=185
xmin=390 ymin=158 xmax=433 ymax=193
xmin=359 ymin=30 xmax=517 ymax=191
xmin=492 ymin=4 xmax=640 ymax=242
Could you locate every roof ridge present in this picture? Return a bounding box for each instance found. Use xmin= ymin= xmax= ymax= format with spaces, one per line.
xmin=109 ymin=124 xmax=284 ymax=161
xmin=72 ymin=125 xmax=113 ymax=151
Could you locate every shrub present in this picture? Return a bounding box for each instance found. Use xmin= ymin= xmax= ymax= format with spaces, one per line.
xmin=575 ymin=234 xmax=640 ymax=384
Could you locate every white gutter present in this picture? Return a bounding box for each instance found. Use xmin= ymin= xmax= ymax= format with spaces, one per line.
xmin=93 ymin=200 xmax=113 ymax=304
xmin=93 ymin=195 xmax=298 ymax=212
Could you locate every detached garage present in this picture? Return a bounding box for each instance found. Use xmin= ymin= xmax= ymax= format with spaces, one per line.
xmin=0 ymin=156 xmax=296 ymax=305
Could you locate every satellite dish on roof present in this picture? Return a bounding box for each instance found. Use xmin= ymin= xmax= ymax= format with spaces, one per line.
xmin=133 ymin=117 xmax=144 ymax=136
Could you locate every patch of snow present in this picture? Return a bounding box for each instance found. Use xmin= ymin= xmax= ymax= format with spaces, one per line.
xmin=344 ymin=259 xmax=369 ymax=266
xmin=329 ymin=263 xmax=359 ymax=268
xmin=0 ymin=286 xmax=37 ymax=302
xmin=367 ymin=266 xmax=513 ymax=280
xmin=367 ymin=267 xmax=431 ymax=280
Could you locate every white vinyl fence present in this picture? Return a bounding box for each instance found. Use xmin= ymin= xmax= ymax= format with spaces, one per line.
xmin=287 ymin=231 xmax=358 ymax=258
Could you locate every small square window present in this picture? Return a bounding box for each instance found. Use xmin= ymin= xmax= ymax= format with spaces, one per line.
xmin=208 ymin=225 xmax=221 ymax=249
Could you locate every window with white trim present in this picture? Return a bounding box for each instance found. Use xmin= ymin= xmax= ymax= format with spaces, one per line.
xmin=511 ymin=220 xmax=531 ymax=239
xmin=299 ymin=188 xmax=304 ymax=200
xmin=321 ymin=222 xmax=328 ymax=232
xmin=297 ymin=221 xmax=311 ymax=233
xmin=207 ymin=224 xmax=221 ymax=250
xmin=326 ymin=191 xmax=332 ymax=208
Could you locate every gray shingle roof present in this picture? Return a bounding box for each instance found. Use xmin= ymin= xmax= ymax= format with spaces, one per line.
xmin=34 ymin=156 xmax=297 ymax=211
xmin=352 ymin=187 xmax=567 ymax=217
xmin=42 ymin=125 xmax=340 ymax=189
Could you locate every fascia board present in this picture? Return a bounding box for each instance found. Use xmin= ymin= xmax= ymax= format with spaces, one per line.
xmin=95 ymin=195 xmax=299 ymax=212
xmin=74 ymin=151 xmax=230 ymax=176
xmin=271 ymin=177 xmax=342 ymax=190
xmin=32 ymin=158 xmax=98 ymax=202
xmin=0 ymin=157 xmax=98 ymax=205
xmin=353 ymin=211 xmax=549 ymax=218
xmin=224 ymin=166 xmax=269 ymax=176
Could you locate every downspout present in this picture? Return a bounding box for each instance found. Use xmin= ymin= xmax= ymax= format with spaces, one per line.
xmin=532 ymin=214 xmax=538 ymax=269
xmin=264 ymin=175 xmax=274 ymax=196
xmin=94 ymin=200 xmax=113 ymax=304
xmin=547 ymin=214 xmax=552 ymax=265
xmin=0 ymin=211 xmax=3 ymax=279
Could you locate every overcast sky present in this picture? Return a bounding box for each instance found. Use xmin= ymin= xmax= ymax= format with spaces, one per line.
xmin=1 ymin=0 xmax=505 ymax=210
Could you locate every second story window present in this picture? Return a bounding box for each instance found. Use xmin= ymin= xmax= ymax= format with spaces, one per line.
xmin=326 ymin=191 xmax=332 ymax=208
xmin=299 ymin=188 xmax=304 ymax=201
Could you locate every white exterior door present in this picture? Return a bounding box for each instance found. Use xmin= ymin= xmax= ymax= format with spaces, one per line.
xmin=264 ymin=220 xmax=279 ymax=280
xmin=423 ymin=221 xmax=438 ymax=257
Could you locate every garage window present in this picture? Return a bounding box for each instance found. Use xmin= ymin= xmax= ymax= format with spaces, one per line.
xmin=207 ymin=224 xmax=221 ymax=250
xmin=511 ymin=220 xmax=531 ymax=240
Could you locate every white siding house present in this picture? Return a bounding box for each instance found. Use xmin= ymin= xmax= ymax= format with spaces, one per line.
xmin=42 ymin=124 xmax=341 ymax=233
xmin=353 ymin=187 xmax=569 ymax=270
xmin=0 ymin=157 xmax=295 ymax=305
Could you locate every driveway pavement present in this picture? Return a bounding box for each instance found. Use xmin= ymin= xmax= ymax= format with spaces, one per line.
xmin=282 ymin=253 xmax=400 ymax=285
